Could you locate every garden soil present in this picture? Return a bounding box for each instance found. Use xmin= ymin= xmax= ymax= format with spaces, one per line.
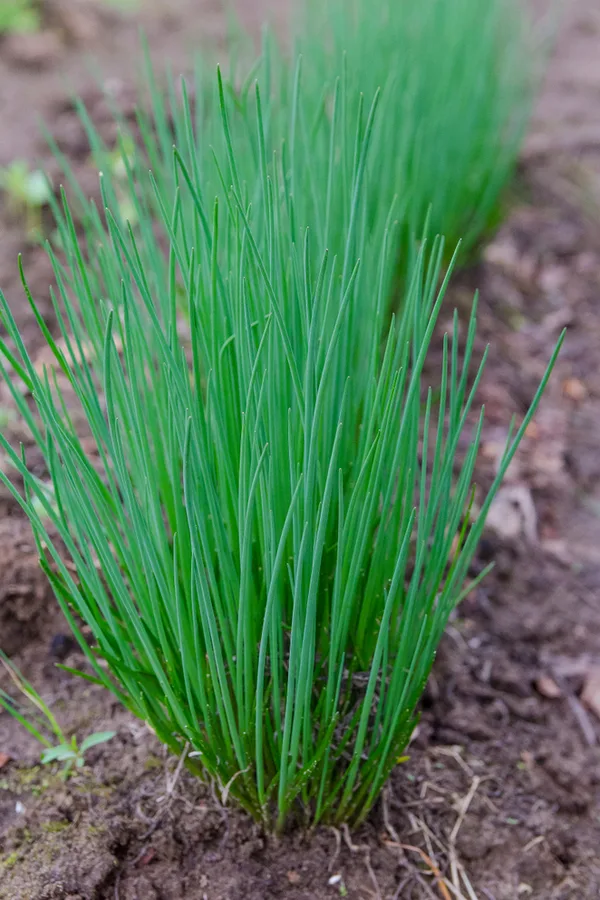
xmin=1 ymin=1 xmax=600 ymax=898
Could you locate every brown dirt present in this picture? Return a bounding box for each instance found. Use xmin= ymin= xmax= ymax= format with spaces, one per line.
xmin=2 ymin=1 xmax=600 ymax=898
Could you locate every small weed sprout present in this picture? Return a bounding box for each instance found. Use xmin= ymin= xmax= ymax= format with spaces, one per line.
xmin=0 ymin=654 xmax=115 ymax=780
xmin=0 ymin=406 xmax=16 ymax=429
xmin=103 ymin=137 xmax=139 ymax=225
xmin=0 ymin=160 xmax=52 ymax=241
xmin=0 ymin=0 xmax=40 ymax=35
xmin=39 ymin=732 xmax=116 ymax=778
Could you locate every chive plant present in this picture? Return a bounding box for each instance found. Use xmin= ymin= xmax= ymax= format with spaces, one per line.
xmin=0 ymin=60 xmax=560 ymax=830
xmin=46 ymin=0 xmax=536 ymax=310
xmin=298 ymin=0 xmax=536 ymax=258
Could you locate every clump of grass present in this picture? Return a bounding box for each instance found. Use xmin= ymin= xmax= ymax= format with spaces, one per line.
xmin=297 ymin=0 xmax=537 ymax=258
xmin=46 ymin=0 xmax=536 ymax=311
xmin=0 ymin=59 xmax=561 ymax=831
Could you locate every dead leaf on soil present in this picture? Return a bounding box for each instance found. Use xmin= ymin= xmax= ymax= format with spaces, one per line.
xmin=538 ymin=261 xmax=569 ymax=292
xmin=485 ymin=484 xmax=537 ymax=543
xmin=581 ymin=666 xmax=600 ymax=722
xmin=136 ymin=848 xmax=157 ymax=867
xmin=540 ymin=538 xmax=572 ymax=566
xmin=524 ymin=422 xmax=538 ymax=440
xmin=563 ymin=377 xmax=587 ymax=402
xmin=0 ymin=752 xmax=12 ymax=769
xmin=483 ymin=235 xmax=536 ymax=284
xmin=535 ymin=676 xmax=562 ymax=700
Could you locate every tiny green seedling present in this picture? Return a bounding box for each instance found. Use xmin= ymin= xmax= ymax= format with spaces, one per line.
xmin=0 ymin=652 xmax=115 ymax=779
xmin=105 ymin=136 xmax=139 ymax=225
xmin=0 ymin=160 xmax=52 ymax=241
xmin=39 ymin=731 xmax=117 ymax=778
xmin=106 ymin=136 xmax=136 ymax=182
xmin=0 ymin=406 xmax=16 ymax=429
xmin=0 ymin=0 xmax=41 ymax=35
xmin=100 ymin=0 xmax=140 ymax=9
xmin=29 ymin=481 xmax=59 ymax=524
